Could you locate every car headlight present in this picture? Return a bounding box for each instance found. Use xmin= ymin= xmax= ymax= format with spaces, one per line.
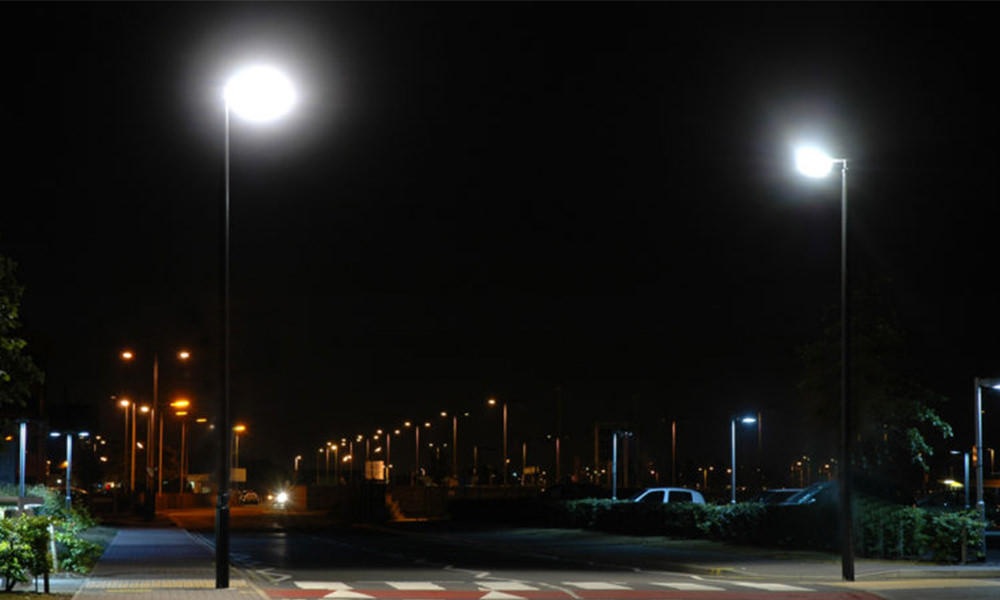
xmin=276 ymin=491 xmax=289 ymax=504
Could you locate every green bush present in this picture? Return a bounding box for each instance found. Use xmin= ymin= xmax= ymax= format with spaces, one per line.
xmin=0 ymin=515 xmax=52 ymax=591
xmin=0 ymin=517 xmax=34 ymax=591
xmin=445 ymin=491 xmax=987 ymax=564
xmin=697 ymin=502 xmax=766 ymax=543
xmin=0 ymin=485 xmax=104 ymax=580
xmin=924 ymin=510 xmax=983 ymax=563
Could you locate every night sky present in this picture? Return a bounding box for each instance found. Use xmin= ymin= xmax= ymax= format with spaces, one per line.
xmin=4 ymin=3 xmax=1000 ymax=485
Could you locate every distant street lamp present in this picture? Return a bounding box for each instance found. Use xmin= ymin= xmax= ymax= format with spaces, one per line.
xmin=796 ymin=146 xmax=853 ymax=581
xmin=117 ymin=398 xmax=133 ymax=491
xmin=488 ymin=398 xmax=508 ymax=485
xmin=949 ymin=449 xmax=971 ymax=508
xmin=51 ymin=430 xmax=89 ymax=511
xmin=730 ymin=415 xmax=757 ymax=504
xmin=440 ymin=411 xmax=469 ymax=480
xmin=120 ymin=349 xmax=191 ymax=496
xmin=233 ymin=424 xmax=247 ymax=470
xmin=217 ymin=64 xmax=296 ymax=589
xmin=171 ymin=399 xmax=192 ymax=493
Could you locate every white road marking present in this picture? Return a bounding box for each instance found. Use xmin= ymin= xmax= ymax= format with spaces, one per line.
xmin=255 ymin=568 xmax=291 ymax=583
xmin=386 ymin=582 xmax=446 ymax=590
xmin=479 ymin=582 xmax=539 ymax=591
xmin=322 ymin=591 xmax=375 ymax=599
xmin=296 ymin=582 xmax=353 ymax=589
xmin=561 ymin=582 xmax=631 ymax=590
xmin=480 ymin=592 xmax=527 ymax=600
xmin=651 ymin=582 xmax=726 ymax=591
xmin=730 ymin=582 xmax=814 ymax=592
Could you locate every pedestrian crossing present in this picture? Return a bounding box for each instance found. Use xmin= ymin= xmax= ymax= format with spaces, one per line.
xmin=265 ymin=579 xmax=822 ymax=599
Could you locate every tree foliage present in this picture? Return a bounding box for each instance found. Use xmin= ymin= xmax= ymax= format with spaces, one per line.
xmin=797 ymin=279 xmax=952 ymax=490
xmin=0 ymin=252 xmax=43 ymax=410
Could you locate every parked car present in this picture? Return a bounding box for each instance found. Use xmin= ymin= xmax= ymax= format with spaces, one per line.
xmin=630 ymin=487 xmax=705 ymax=504
xmin=779 ymin=481 xmax=836 ymax=505
xmin=239 ymin=490 xmax=260 ymax=504
xmin=748 ymin=488 xmax=802 ymax=505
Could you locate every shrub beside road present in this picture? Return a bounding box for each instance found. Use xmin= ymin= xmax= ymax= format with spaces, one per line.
xmin=0 ymin=485 xmax=107 ymax=594
xmin=447 ymin=495 xmax=984 ymax=563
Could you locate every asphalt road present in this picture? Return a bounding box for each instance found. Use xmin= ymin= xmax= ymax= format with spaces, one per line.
xmin=165 ymin=507 xmax=1000 ymax=600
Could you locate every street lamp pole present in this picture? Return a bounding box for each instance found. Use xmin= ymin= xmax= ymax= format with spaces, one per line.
xmin=65 ymin=433 xmax=73 ymax=511
xmin=215 ymin=65 xmax=294 ymax=588
xmin=216 ymin=91 xmax=233 ymax=589
xmin=18 ymin=420 xmax=27 ymax=499
xmin=130 ymin=402 xmax=137 ymax=493
xmin=731 ymin=416 xmax=757 ymax=504
xmin=974 ymin=377 xmax=1000 ymax=558
xmin=796 ymin=147 xmax=852 ymax=580
xmin=453 ymin=414 xmax=458 ymax=480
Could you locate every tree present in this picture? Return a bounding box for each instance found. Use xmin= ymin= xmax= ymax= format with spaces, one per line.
xmin=797 ymin=278 xmax=952 ymax=495
xmin=0 ymin=252 xmax=44 ymax=411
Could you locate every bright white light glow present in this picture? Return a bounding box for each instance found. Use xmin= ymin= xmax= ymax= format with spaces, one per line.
xmin=796 ymin=147 xmax=834 ymax=178
xmin=740 ymin=417 xmax=757 ymax=424
xmin=224 ymin=66 xmax=296 ymax=122
xmin=275 ymin=491 xmax=289 ymax=504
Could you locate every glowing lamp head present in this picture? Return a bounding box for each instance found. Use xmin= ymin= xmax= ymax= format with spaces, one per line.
xmin=224 ymin=66 xmax=296 ymax=122
xmin=796 ymin=147 xmax=834 ymax=178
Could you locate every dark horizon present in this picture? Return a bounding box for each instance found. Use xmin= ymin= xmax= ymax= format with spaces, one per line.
xmin=4 ymin=3 xmax=1000 ymax=490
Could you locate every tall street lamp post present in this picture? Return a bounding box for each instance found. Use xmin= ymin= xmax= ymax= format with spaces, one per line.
xmin=217 ymin=65 xmax=295 ymax=589
xmin=488 ymin=398 xmax=508 ymax=485
xmin=973 ymin=377 xmax=1000 ymax=558
xmin=730 ymin=415 xmax=757 ymax=504
xmin=796 ymin=146 xmax=853 ymax=581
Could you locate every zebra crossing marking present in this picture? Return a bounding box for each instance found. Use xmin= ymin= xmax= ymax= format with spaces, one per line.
xmin=387 ymin=582 xmax=447 ymax=590
xmin=730 ymin=582 xmax=814 ymax=592
xmin=478 ymin=582 xmax=539 ymax=591
xmin=561 ymin=582 xmax=631 ymax=590
xmin=296 ymin=582 xmax=353 ymax=590
xmin=650 ymin=582 xmax=726 ymax=591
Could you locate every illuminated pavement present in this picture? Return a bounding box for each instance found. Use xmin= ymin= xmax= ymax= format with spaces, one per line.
xmin=62 ymin=508 xmax=1000 ymax=600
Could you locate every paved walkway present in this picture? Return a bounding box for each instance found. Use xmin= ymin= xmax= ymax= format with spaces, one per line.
xmin=70 ymin=528 xmax=261 ymax=599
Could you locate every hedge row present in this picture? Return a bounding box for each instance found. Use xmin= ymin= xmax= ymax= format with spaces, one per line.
xmin=0 ymin=486 xmax=104 ymax=591
xmin=446 ymin=496 xmax=983 ymax=563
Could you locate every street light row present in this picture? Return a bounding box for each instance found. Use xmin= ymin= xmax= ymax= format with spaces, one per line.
xmin=307 ymin=399 xmax=510 ymax=486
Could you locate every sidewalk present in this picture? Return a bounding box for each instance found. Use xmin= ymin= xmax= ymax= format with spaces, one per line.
xmin=69 ymin=527 xmax=260 ymax=600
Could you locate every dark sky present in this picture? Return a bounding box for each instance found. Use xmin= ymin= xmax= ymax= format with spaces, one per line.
xmin=4 ymin=3 xmax=1000 ymax=484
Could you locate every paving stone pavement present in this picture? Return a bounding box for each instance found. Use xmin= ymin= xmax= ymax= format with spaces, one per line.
xmin=70 ymin=528 xmax=263 ymax=599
